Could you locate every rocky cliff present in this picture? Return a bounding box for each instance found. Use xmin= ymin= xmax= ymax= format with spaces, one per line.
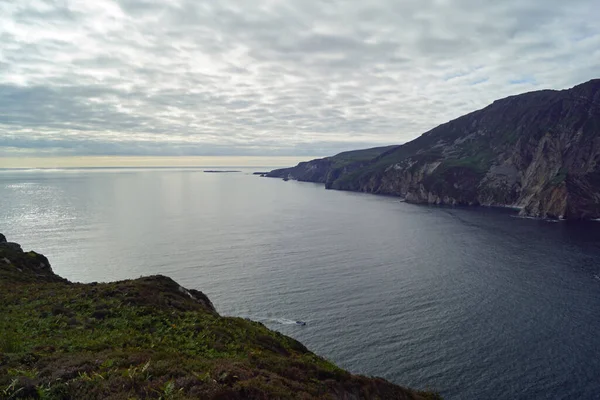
xmin=0 ymin=234 xmax=438 ymax=399
xmin=267 ymin=79 xmax=600 ymax=220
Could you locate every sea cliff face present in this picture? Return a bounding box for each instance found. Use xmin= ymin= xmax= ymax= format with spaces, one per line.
xmin=267 ymin=79 xmax=600 ymax=220
xmin=0 ymin=234 xmax=438 ymax=399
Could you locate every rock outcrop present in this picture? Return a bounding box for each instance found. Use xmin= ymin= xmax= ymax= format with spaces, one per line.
xmin=267 ymin=79 xmax=600 ymax=220
xmin=0 ymin=237 xmax=64 ymax=283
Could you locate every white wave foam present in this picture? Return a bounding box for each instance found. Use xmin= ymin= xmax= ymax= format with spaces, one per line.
xmin=246 ymin=316 xmax=304 ymax=325
xmin=274 ymin=318 xmax=300 ymax=325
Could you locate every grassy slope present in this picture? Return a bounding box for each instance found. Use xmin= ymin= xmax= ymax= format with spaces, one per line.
xmin=328 ymin=145 xmax=399 ymax=168
xmin=0 ymin=236 xmax=440 ymax=400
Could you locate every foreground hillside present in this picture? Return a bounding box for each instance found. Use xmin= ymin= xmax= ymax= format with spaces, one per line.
xmin=268 ymin=79 xmax=600 ymax=220
xmin=0 ymin=234 xmax=439 ymax=400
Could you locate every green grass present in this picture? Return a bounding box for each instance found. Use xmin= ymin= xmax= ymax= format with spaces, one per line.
xmin=0 ymin=325 xmax=23 ymax=353
xmin=502 ymin=130 xmax=520 ymax=145
xmin=438 ymin=155 xmax=491 ymax=175
xmin=328 ymin=145 xmax=398 ymax=169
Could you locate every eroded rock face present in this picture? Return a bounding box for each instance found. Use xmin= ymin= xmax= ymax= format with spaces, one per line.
xmin=267 ymin=79 xmax=600 ymax=220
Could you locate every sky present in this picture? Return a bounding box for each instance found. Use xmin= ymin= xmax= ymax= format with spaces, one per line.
xmin=1 ymin=0 xmax=599 ymax=158
xmin=0 ymin=156 xmax=311 ymax=168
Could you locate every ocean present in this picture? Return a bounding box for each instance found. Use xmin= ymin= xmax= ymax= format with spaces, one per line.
xmin=1 ymin=166 xmax=600 ymax=399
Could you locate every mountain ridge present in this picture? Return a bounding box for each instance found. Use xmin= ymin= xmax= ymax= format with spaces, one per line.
xmin=267 ymin=79 xmax=600 ymax=220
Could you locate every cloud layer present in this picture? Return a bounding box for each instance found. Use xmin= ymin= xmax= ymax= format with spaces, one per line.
xmin=1 ymin=0 xmax=599 ymax=156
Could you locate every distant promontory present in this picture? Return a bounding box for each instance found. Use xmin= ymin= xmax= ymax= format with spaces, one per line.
xmin=267 ymin=79 xmax=600 ymax=220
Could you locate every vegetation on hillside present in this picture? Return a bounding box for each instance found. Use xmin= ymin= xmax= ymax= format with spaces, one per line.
xmin=0 ymin=235 xmax=440 ymax=399
xmin=328 ymin=145 xmax=399 ymax=169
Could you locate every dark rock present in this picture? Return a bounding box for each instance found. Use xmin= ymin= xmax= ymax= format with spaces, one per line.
xmin=0 ymin=233 xmax=6 ymax=243
xmin=217 ymin=371 xmax=239 ymax=385
xmin=193 ymin=325 xmax=205 ymax=335
xmin=0 ymin=238 xmax=65 ymax=283
xmin=19 ymin=352 xmax=40 ymax=365
xmin=91 ymin=309 xmax=110 ymax=320
xmin=186 ymin=288 xmax=217 ymax=314
xmin=16 ymin=380 xmax=37 ymax=398
xmin=1 ymin=242 xmax=22 ymax=251
xmin=52 ymin=305 xmax=73 ymax=317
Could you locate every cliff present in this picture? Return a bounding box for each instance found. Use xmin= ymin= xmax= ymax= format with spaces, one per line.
xmin=267 ymin=79 xmax=600 ymax=220
xmin=0 ymin=234 xmax=439 ymax=399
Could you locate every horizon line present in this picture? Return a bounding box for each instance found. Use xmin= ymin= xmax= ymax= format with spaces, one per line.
xmin=0 ymin=155 xmax=321 ymax=169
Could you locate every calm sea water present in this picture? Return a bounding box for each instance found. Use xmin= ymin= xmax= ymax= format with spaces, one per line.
xmin=1 ymin=167 xmax=600 ymax=399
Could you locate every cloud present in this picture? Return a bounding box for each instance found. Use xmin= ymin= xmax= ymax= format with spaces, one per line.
xmin=0 ymin=0 xmax=598 ymax=156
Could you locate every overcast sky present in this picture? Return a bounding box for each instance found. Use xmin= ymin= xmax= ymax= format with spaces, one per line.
xmin=1 ymin=0 xmax=598 ymax=157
